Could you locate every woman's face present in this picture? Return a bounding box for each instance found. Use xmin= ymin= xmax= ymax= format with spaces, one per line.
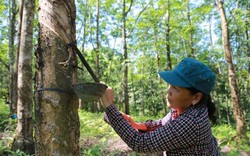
xmin=166 ymin=85 xmax=197 ymax=114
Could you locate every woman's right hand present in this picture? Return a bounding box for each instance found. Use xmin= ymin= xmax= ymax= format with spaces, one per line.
xmin=100 ymin=87 xmax=114 ymax=108
xmin=122 ymin=114 xmax=147 ymax=131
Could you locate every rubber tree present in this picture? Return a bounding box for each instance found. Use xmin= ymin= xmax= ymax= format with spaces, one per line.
xmin=35 ymin=0 xmax=80 ymax=155
xmin=12 ymin=0 xmax=35 ymax=154
xmin=216 ymin=0 xmax=247 ymax=139
xmin=122 ymin=0 xmax=133 ymax=115
xmin=8 ymin=0 xmax=18 ymax=115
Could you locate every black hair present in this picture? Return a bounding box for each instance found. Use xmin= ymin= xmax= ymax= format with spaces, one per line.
xmin=186 ymin=87 xmax=217 ymax=125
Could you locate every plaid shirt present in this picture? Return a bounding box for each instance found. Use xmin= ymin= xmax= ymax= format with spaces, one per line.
xmin=105 ymin=104 xmax=220 ymax=155
xmin=143 ymin=109 xmax=179 ymax=132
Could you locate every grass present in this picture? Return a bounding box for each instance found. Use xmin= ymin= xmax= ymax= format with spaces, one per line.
xmin=1 ymin=100 xmax=249 ymax=155
xmin=212 ymin=125 xmax=250 ymax=155
xmin=0 ymin=99 xmax=9 ymax=115
xmin=78 ymin=110 xmax=120 ymax=155
xmin=79 ymin=111 xmax=250 ymax=155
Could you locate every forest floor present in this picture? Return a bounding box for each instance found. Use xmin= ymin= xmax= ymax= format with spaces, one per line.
xmin=1 ymin=131 xmax=250 ymax=156
xmin=1 ymin=106 xmax=250 ymax=156
xmin=80 ymin=133 xmax=250 ymax=156
xmin=1 ymin=125 xmax=250 ymax=156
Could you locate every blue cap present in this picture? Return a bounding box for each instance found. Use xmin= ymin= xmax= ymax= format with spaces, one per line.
xmin=159 ymin=58 xmax=215 ymax=94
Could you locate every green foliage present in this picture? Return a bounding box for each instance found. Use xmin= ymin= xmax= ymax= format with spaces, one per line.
xmin=79 ymin=110 xmax=131 ymax=155
xmin=0 ymin=0 xmax=248 ymax=125
xmin=81 ymin=144 xmax=104 ymax=156
xmin=0 ymin=101 xmax=17 ymax=133
xmin=0 ymin=142 xmax=34 ymax=156
xmin=79 ymin=110 xmax=118 ymax=141
xmin=0 ymin=0 xmax=249 ymax=154
xmin=0 ymin=99 xmax=9 ymax=114
xmin=80 ymin=112 xmax=250 ymax=155
xmin=0 ymin=102 xmax=31 ymax=156
xmin=212 ymin=125 xmax=250 ymax=152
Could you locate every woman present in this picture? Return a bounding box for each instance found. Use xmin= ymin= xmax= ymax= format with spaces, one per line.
xmin=101 ymin=58 xmax=220 ymax=155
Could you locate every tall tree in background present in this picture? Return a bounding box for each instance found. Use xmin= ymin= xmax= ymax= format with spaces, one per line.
xmin=11 ymin=0 xmax=24 ymax=115
xmin=12 ymin=0 xmax=35 ymax=154
xmin=79 ymin=0 xmax=88 ymax=110
xmin=8 ymin=0 xmax=18 ymax=115
xmin=186 ymin=0 xmax=194 ymax=58
xmin=161 ymin=0 xmax=171 ymax=116
xmin=216 ymin=0 xmax=247 ymax=139
xmin=165 ymin=0 xmax=172 ymax=71
xmin=94 ymin=0 xmax=102 ymax=112
xmin=35 ymin=0 xmax=79 ymax=155
xmin=95 ymin=0 xmax=100 ymax=79
xmin=122 ymin=0 xmax=133 ymax=114
xmin=245 ymin=2 xmax=250 ymax=74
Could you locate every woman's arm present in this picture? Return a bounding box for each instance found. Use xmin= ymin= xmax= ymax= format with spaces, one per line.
xmin=105 ymin=105 xmax=197 ymax=153
xmin=122 ymin=114 xmax=147 ymax=131
xmin=121 ymin=111 xmax=172 ymax=132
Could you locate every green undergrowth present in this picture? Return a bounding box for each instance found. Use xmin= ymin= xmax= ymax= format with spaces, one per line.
xmin=79 ymin=110 xmax=250 ymax=155
xmin=0 ymin=101 xmax=32 ymax=156
xmin=78 ymin=110 xmax=117 ymax=155
xmin=78 ymin=110 xmax=154 ymax=155
xmin=0 ymin=100 xmax=9 ymax=114
xmin=212 ymin=125 xmax=250 ymax=155
xmin=1 ymin=100 xmax=249 ymax=155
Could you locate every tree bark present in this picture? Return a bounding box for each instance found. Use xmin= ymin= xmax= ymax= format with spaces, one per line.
xmin=12 ymin=0 xmax=24 ymax=116
xmin=8 ymin=0 xmax=18 ymax=115
xmin=9 ymin=0 xmax=24 ymax=118
xmin=186 ymin=0 xmax=194 ymax=58
xmin=165 ymin=0 xmax=172 ymax=71
xmin=122 ymin=0 xmax=133 ymax=115
xmin=95 ymin=0 xmax=100 ymax=79
xmin=217 ymin=0 xmax=247 ymax=139
xmin=79 ymin=0 xmax=88 ymax=110
xmin=12 ymin=0 xmax=35 ymax=154
xmin=161 ymin=0 xmax=171 ymax=116
xmin=35 ymin=0 xmax=80 ymax=155
xmin=245 ymin=5 xmax=250 ymax=74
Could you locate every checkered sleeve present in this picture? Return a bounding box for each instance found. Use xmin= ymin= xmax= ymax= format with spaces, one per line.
xmin=143 ymin=119 xmax=162 ymax=131
xmin=105 ymin=105 xmax=198 ymax=153
xmin=143 ymin=111 xmax=172 ymax=131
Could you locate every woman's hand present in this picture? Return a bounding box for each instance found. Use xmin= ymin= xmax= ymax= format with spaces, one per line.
xmin=100 ymin=87 xmax=114 ymax=108
xmin=122 ymin=114 xmax=147 ymax=131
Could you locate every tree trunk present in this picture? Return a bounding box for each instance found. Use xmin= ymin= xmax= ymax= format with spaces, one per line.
xmin=122 ymin=0 xmax=133 ymax=115
xmin=217 ymin=0 xmax=247 ymax=139
xmin=35 ymin=0 xmax=80 ymax=155
xmin=8 ymin=0 xmax=18 ymax=115
xmin=246 ymin=26 xmax=250 ymax=74
xmin=10 ymin=0 xmax=24 ymax=117
xmin=165 ymin=0 xmax=172 ymax=71
xmin=12 ymin=0 xmax=35 ymax=154
xmin=131 ymin=75 xmax=137 ymax=106
xmin=95 ymin=0 xmax=100 ymax=79
xmin=12 ymin=0 xmax=24 ymax=116
xmin=141 ymin=80 xmax=145 ymax=116
xmin=161 ymin=0 xmax=171 ymax=116
xmin=95 ymin=0 xmax=102 ymax=112
xmin=79 ymin=0 xmax=88 ymax=110
xmin=186 ymin=0 xmax=194 ymax=58
xmin=226 ymin=95 xmax=231 ymax=126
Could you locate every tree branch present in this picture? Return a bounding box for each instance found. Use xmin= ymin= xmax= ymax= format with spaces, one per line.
xmin=125 ymin=0 xmax=133 ymax=16
xmin=127 ymin=0 xmax=152 ymax=37
xmin=0 ymin=57 xmax=9 ymax=69
xmin=227 ymin=0 xmax=239 ymax=25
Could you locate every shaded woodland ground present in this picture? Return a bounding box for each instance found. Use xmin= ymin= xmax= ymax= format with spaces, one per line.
xmin=1 ymin=104 xmax=250 ymax=156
